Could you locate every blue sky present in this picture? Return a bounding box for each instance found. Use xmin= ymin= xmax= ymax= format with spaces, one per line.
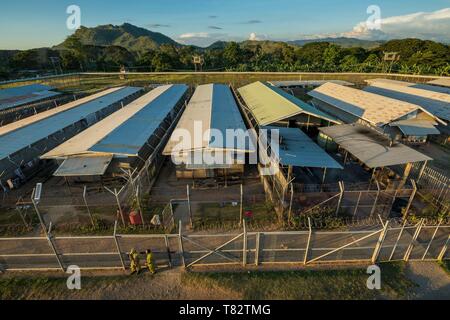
xmin=1 ymin=0 xmax=450 ymax=49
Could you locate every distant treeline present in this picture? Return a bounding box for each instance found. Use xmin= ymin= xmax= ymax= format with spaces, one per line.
xmin=1 ymin=37 xmax=449 ymax=80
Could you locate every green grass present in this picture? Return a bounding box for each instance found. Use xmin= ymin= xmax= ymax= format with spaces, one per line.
xmin=439 ymin=260 xmax=450 ymax=275
xmin=182 ymin=262 xmax=416 ymax=300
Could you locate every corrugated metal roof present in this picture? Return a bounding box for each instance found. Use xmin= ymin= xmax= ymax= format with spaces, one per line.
xmin=268 ymin=80 xmax=354 ymax=87
xmin=43 ymin=85 xmax=187 ymax=158
xmin=319 ymin=124 xmax=432 ymax=168
xmin=428 ymin=78 xmax=450 ymax=88
xmin=262 ymin=126 xmax=343 ymax=169
xmin=0 ymin=86 xmax=142 ymax=161
xmin=164 ymin=84 xmax=253 ymax=155
xmin=0 ymin=90 xmax=61 ymax=111
xmin=0 ymin=87 xmax=124 ymax=136
xmin=308 ymin=83 xmax=432 ymax=127
xmin=365 ymin=78 xmax=450 ymax=94
xmin=53 ymin=156 xmax=113 ymax=177
xmin=364 ymin=84 xmax=450 ymax=122
xmin=389 ymin=119 xmax=440 ymax=136
xmin=0 ymin=84 xmax=54 ymax=100
xmin=238 ymin=81 xmax=339 ymax=126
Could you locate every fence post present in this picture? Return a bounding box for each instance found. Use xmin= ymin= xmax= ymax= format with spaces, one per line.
xmin=370 ymin=181 xmax=381 ymax=217
xmin=304 ymin=217 xmax=312 ymax=265
xmin=243 ymin=219 xmax=248 ymax=267
xmin=403 ymin=180 xmax=417 ymax=220
xmin=422 ymin=219 xmax=442 ymax=260
xmin=371 ymin=220 xmax=389 ymax=264
xmin=178 ymin=220 xmax=186 ymax=268
xmin=438 ymin=235 xmax=449 ymax=262
xmin=404 ymin=219 xmax=424 ymax=262
xmin=164 ymin=235 xmax=172 ymax=268
xmin=389 ymin=219 xmax=407 ymax=261
xmin=335 ymin=181 xmax=344 ymax=216
xmin=136 ymin=185 xmax=145 ymax=226
xmin=353 ymin=192 xmax=362 ymax=217
xmin=240 ymin=184 xmax=244 ymax=227
xmin=255 ymin=232 xmax=261 ymax=266
xmin=113 ymin=221 xmax=126 ymax=271
xmin=31 ymin=187 xmax=47 ymax=235
xmin=83 ymin=186 xmax=95 ymax=227
xmin=186 ymin=185 xmax=193 ymax=229
xmin=417 ymin=160 xmax=428 ymax=184
xmin=288 ymin=184 xmax=294 ymax=225
xmin=114 ymin=188 xmax=125 ymax=227
xmin=46 ymin=223 xmax=64 ymax=272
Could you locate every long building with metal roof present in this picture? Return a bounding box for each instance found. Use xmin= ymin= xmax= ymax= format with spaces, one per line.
xmin=164 ymin=84 xmax=254 ymax=179
xmin=42 ymin=84 xmax=189 ymax=177
xmin=365 ymin=78 xmax=450 ymax=94
xmin=0 ymin=84 xmax=62 ymax=111
xmin=308 ymin=82 xmax=444 ymax=144
xmin=268 ymin=80 xmax=354 ymax=88
xmin=237 ymin=81 xmax=340 ymax=128
xmin=363 ymin=80 xmax=450 ymax=122
xmin=428 ymin=78 xmax=450 ymax=89
xmin=0 ymin=86 xmax=142 ymax=189
xmin=319 ymin=124 xmax=432 ymax=169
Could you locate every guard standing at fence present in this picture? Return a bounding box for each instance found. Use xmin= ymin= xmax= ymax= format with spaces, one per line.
xmin=146 ymin=249 xmax=156 ymax=274
xmin=129 ymin=249 xmax=141 ymax=274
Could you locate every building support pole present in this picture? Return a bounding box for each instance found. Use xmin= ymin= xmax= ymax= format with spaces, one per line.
xmin=179 ymin=220 xmax=186 ymax=268
xmin=83 ymin=186 xmax=95 ymax=227
xmin=255 ymin=232 xmax=261 ymax=266
xmin=417 ymin=160 xmax=428 ymax=184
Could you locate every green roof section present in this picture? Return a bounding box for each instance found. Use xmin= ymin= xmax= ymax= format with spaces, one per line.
xmin=238 ymin=81 xmax=340 ymax=126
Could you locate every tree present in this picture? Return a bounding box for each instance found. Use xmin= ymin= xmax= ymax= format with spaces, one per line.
xmin=223 ymin=42 xmax=242 ymax=68
xmin=10 ymin=50 xmax=38 ymax=70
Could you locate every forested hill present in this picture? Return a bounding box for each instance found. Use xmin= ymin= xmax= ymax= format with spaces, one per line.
xmin=0 ymin=23 xmax=449 ymax=79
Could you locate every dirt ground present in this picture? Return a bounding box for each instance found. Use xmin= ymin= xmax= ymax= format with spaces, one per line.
xmin=413 ymin=142 xmax=450 ymax=175
xmin=405 ymin=261 xmax=450 ymax=300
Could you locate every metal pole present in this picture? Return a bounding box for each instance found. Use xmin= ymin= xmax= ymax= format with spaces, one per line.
xmin=47 ymin=223 xmax=64 ymax=272
xmin=187 ymin=185 xmax=193 ymax=228
xmin=304 ymin=217 xmax=312 ymax=265
xmin=240 ymin=184 xmax=244 ymax=227
xmin=371 ymin=220 xmax=389 ymax=263
xmin=178 ymin=220 xmax=186 ymax=268
xmin=370 ymin=181 xmax=381 ymax=217
xmin=389 ymin=219 xmax=407 ymax=261
xmin=321 ymin=167 xmax=327 ymax=185
xmin=288 ymin=183 xmax=294 ymax=225
xmin=417 ymin=160 xmax=428 ymax=184
xmin=31 ymin=188 xmax=47 ymax=235
xmin=403 ymin=180 xmax=417 ymax=220
xmin=243 ymin=219 xmax=248 ymax=266
xmin=335 ymin=181 xmax=344 ymax=216
xmin=255 ymin=232 xmax=261 ymax=266
xmin=164 ymin=235 xmax=172 ymax=268
xmin=113 ymin=221 xmax=126 ymax=271
xmin=438 ymin=235 xmax=449 ymax=262
xmin=422 ymin=220 xmax=442 ymax=260
xmin=114 ymin=188 xmax=125 ymax=227
xmin=353 ymin=192 xmax=362 ymax=217
xmin=404 ymin=219 xmax=424 ymax=261
xmin=83 ymin=186 xmax=95 ymax=227
xmin=136 ymin=185 xmax=145 ymax=226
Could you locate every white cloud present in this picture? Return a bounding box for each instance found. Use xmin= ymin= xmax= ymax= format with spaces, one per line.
xmin=343 ymin=8 xmax=450 ymax=42
xmin=249 ymin=32 xmax=258 ymax=41
xmin=176 ymin=32 xmax=244 ymax=47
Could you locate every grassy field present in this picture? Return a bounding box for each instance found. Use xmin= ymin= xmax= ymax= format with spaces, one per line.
xmin=182 ymin=263 xmax=415 ymax=300
xmin=0 ymin=263 xmax=416 ymax=300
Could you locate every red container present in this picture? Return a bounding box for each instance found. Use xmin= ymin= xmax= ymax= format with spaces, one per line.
xmin=129 ymin=211 xmax=143 ymax=225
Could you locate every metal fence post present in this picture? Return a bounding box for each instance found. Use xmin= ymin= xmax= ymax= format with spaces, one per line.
xmin=187 ymin=185 xmax=193 ymax=228
xmin=438 ymin=235 xmax=449 ymax=262
xmin=288 ymin=184 xmax=294 ymax=225
xmin=240 ymin=184 xmax=244 ymax=227
xmin=403 ymin=180 xmax=417 ymax=220
xmin=304 ymin=217 xmax=312 ymax=265
xmin=404 ymin=219 xmax=424 ymax=261
xmin=178 ymin=220 xmax=186 ymax=268
xmin=370 ymin=181 xmax=381 ymax=217
xmin=114 ymin=188 xmax=125 ymax=227
xmin=243 ymin=219 xmax=248 ymax=267
xmin=255 ymin=232 xmax=261 ymax=266
xmin=335 ymin=181 xmax=344 ymax=216
xmin=371 ymin=220 xmax=389 ymax=263
xmin=113 ymin=221 xmax=126 ymax=271
xmin=422 ymin=219 xmax=442 ymax=260
xmin=389 ymin=219 xmax=407 ymax=261
xmin=46 ymin=223 xmax=64 ymax=272
xmin=83 ymin=186 xmax=95 ymax=227
xmin=164 ymin=235 xmax=172 ymax=268
xmin=31 ymin=187 xmax=47 ymax=235
xmin=353 ymin=192 xmax=362 ymax=217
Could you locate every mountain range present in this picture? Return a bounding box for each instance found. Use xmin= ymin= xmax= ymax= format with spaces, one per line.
xmin=57 ymin=23 xmax=385 ymax=53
